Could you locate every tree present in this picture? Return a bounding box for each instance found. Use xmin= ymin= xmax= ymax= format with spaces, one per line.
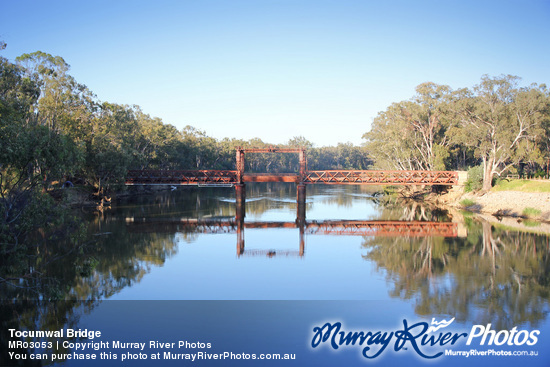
xmin=15 ymin=51 xmax=96 ymax=136
xmin=533 ymin=85 xmax=550 ymax=177
xmin=448 ymin=75 xmax=546 ymax=191
xmin=406 ymin=82 xmax=452 ymax=170
xmin=0 ymin=56 xmax=83 ymax=280
xmin=363 ymin=82 xmax=451 ymax=171
xmin=364 ymin=102 xmax=418 ymax=170
xmin=286 ymin=136 xmax=314 ymax=149
xmin=84 ymin=103 xmax=139 ymax=193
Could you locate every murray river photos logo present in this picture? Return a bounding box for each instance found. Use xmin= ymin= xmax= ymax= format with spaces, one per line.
xmin=310 ymin=318 xmax=540 ymax=359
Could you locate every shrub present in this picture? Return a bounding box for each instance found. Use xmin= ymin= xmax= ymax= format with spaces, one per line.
xmin=464 ymin=165 xmax=483 ymax=192
xmin=460 ymin=198 xmax=476 ymax=207
xmin=523 ymin=207 xmax=541 ymax=217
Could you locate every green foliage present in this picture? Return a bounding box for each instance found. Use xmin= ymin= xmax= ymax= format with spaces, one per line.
xmin=448 ymin=75 xmax=547 ymax=190
xmin=364 ymin=75 xmax=550 ymax=185
xmin=433 ymin=143 xmax=450 ymax=171
xmin=464 ymin=165 xmax=483 ymax=192
xmin=364 ymin=82 xmax=452 ymax=170
xmin=460 ymin=198 xmax=477 ymax=207
xmin=0 ymin=52 xmax=87 ymax=296
xmin=522 ymin=207 xmax=542 ymax=217
xmin=75 ymin=256 xmax=99 ymax=277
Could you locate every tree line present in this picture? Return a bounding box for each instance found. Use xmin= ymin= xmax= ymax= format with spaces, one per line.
xmin=2 ymin=50 xmax=370 ymax=192
xmin=363 ymin=78 xmax=550 ymax=191
xmin=0 ymin=48 xmax=369 ymax=259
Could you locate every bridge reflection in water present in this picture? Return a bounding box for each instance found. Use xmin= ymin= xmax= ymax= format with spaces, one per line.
xmin=125 ymin=147 xmax=462 ymax=257
xmin=126 ymin=200 xmax=458 ymax=258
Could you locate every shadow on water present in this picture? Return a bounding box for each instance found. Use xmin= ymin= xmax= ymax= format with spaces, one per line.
xmin=1 ymin=183 xmax=549 ymax=364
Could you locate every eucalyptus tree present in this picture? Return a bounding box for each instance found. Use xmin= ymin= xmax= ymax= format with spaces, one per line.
xmin=132 ymin=107 xmax=182 ymax=169
xmin=537 ymin=86 xmax=550 ymax=177
xmin=0 ymin=55 xmax=84 ymax=293
xmin=407 ymin=82 xmax=452 ymax=170
xmin=15 ymin=51 xmax=96 ymax=136
xmin=448 ymin=75 xmax=546 ymax=191
xmin=363 ymin=102 xmax=418 ymax=170
xmin=84 ymin=102 xmax=140 ymax=193
xmin=179 ymin=125 xmax=216 ymax=169
xmin=363 ymin=82 xmax=451 ymax=170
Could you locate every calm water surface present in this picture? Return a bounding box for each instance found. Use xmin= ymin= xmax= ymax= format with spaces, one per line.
xmin=2 ymin=183 xmax=550 ymax=366
xmin=79 ymin=183 xmax=550 ymax=318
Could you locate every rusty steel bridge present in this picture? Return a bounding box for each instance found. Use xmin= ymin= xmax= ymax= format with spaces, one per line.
xmin=126 ymin=147 xmax=459 ymax=186
xmin=125 ymin=148 xmax=463 ymax=258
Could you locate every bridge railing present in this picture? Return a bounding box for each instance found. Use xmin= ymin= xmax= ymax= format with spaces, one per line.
xmin=126 ymin=170 xmax=237 ymax=185
xmin=126 ymin=169 xmax=459 ymax=185
xmin=304 ymin=170 xmax=458 ymax=185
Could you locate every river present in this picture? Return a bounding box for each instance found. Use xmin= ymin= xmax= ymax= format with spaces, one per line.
xmin=1 ymin=183 xmax=550 ymax=366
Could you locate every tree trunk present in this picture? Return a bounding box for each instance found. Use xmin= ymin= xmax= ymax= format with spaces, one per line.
xmin=482 ymin=156 xmax=494 ymax=191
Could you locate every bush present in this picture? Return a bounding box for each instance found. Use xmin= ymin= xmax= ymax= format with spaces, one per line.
xmin=523 ymin=207 xmax=542 ymax=217
xmin=535 ymin=170 xmax=546 ymax=179
xmin=460 ymin=198 xmax=476 ymax=207
xmin=464 ymin=165 xmax=483 ymax=192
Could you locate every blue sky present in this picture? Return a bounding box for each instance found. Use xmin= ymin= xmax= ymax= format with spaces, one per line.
xmin=1 ymin=0 xmax=549 ymax=146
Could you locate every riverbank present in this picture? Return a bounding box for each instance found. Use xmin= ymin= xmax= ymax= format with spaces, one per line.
xmin=443 ymin=180 xmax=550 ymax=222
xmin=457 ymin=190 xmax=550 ymax=221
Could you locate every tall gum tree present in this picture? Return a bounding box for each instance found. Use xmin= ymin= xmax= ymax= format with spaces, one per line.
xmin=15 ymin=52 xmax=94 ymax=132
xmin=363 ymin=82 xmax=451 ymax=170
xmin=448 ymin=75 xmax=546 ymax=191
xmin=363 ymin=102 xmax=416 ymax=170
xmin=406 ymin=82 xmax=452 ymax=170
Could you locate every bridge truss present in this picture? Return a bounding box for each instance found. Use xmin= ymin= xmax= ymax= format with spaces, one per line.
xmin=126 ymin=147 xmax=458 ymax=186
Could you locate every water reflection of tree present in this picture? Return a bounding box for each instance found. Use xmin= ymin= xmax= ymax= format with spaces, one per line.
xmin=0 ymin=299 xmax=93 ymax=366
xmin=0 ymin=193 xmax=187 ymax=365
xmin=0 ymin=231 xmax=101 ymax=366
xmin=362 ymin=218 xmax=550 ymax=329
xmin=247 ymin=184 xmax=385 ymax=217
xmin=373 ymin=196 xmax=451 ymax=222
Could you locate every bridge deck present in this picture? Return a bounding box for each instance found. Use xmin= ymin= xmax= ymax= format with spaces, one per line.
xmin=126 ymin=169 xmax=458 ymax=186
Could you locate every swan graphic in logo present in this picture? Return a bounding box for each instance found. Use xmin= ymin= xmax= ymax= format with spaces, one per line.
xmin=426 ymin=317 xmax=455 ymax=333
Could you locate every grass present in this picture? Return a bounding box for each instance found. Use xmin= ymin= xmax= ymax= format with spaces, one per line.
xmin=523 ymin=207 xmax=542 ymax=217
xmin=460 ymin=198 xmax=477 ymax=207
xmin=492 ymin=179 xmax=550 ymax=193
xmin=491 ymin=221 xmax=546 ymax=235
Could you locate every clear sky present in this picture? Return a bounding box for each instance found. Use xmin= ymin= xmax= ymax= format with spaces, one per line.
xmin=1 ymin=0 xmax=549 ymax=146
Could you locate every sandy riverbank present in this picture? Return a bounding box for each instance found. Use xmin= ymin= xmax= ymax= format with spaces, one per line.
xmin=450 ymin=190 xmax=550 ymax=222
